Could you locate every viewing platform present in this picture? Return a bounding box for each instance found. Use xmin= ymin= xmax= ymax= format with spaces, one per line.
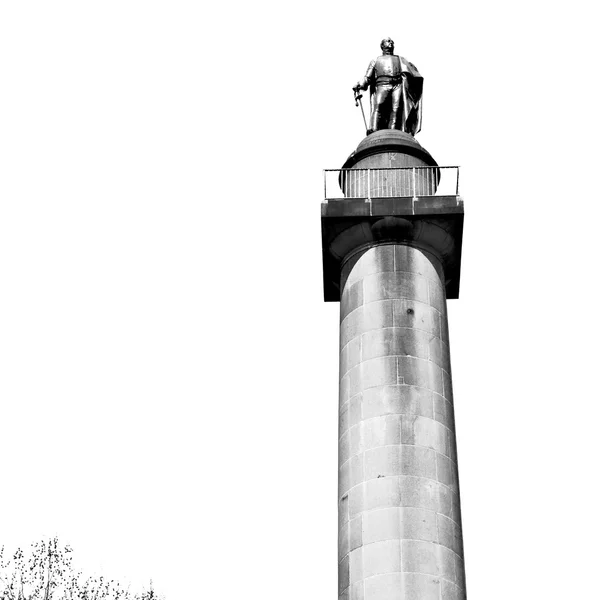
xmin=323 ymin=166 xmax=463 ymax=216
xmin=321 ymin=166 xmax=464 ymax=302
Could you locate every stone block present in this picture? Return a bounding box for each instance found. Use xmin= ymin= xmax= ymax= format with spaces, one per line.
xmin=364 ymin=572 xmax=442 ymax=600
xmin=397 ymin=356 xmax=444 ymax=395
xmin=437 ymin=513 xmax=463 ymax=556
xmin=339 ymin=453 xmax=365 ymax=497
xmin=364 ymin=573 xmax=403 ymax=600
xmin=442 ymin=369 xmax=454 ymax=403
xmin=441 ymin=579 xmax=465 ymax=600
xmin=396 ymin=573 xmax=442 ymax=600
xmin=349 ymin=515 xmax=363 ymax=553
xmin=428 ymin=278 xmax=446 ymax=315
xmin=339 ymin=493 xmax=349 ymax=529
xmin=339 ymin=520 xmax=350 ymax=559
xmin=338 ymin=494 xmax=350 ymax=531
xmin=428 ymin=337 xmax=450 ymax=371
xmin=347 ymin=364 xmax=362 ymax=398
xmin=364 ymin=445 xmax=437 ymax=480
xmin=340 ymin=372 xmax=350 ymax=406
xmin=362 ymin=539 xmax=402 ymax=578
xmin=341 ymin=279 xmax=365 ymax=321
xmin=340 ymin=336 xmax=362 ymax=379
xmin=446 ymin=428 xmax=457 ymax=462
xmin=361 ymin=507 xmax=401 ymax=546
xmin=413 ymin=195 xmax=460 ymax=212
xmin=348 ymin=393 xmax=363 ymax=428
xmin=362 ymin=507 xmax=438 ymax=546
xmin=362 ymin=300 xmax=395 ymax=333
xmin=394 ymin=244 xmax=443 ymax=282
xmin=354 ymin=475 xmax=453 ymax=519
xmin=339 ymin=403 xmax=349 ymax=438
xmin=391 ymin=299 xmax=439 ymax=339
xmin=353 ymin=477 xmax=399 ymax=516
xmin=349 ymin=546 xmax=364 ymax=582
xmin=339 ymin=554 xmax=349 ymax=595
xmin=396 ymin=476 xmax=453 ymax=518
xmin=363 ymin=272 xmax=429 ymax=305
xmin=324 ymin=199 xmax=370 ymax=218
xmin=402 ymin=540 xmax=442 ymax=575
xmin=454 ymin=554 xmax=466 ymax=591
xmin=371 ymin=197 xmax=414 ymax=214
xmin=440 ymin=312 xmax=450 ymax=343
xmin=362 ymin=385 xmax=434 ymax=421
xmin=349 ymin=422 xmax=364 ymax=458
xmin=361 ymin=327 xmax=430 ymax=363
xmin=361 ymin=414 xmax=402 ymax=450
xmin=398 ymin=507 xmax=439 ymax=542
xmin=450 ymin=491 xmax=462 ymax=526
xmin=355 ymin=356 xmax=398 ymax=394
xmin=433 ymin=393 xmax=455 ymax=431
xmin=436 ymin=453 xmax=459 ymax=492
xmin=401 ymin=415 xmax=448 ymax=456
xmin=349 ymin=453 xmax=365 ymax=489
xmin=345 ymin=245 xmax=395 ymax=289
xmin=341 ymin=306 xmax=364 ymax=348
xmin=339 ymin=429 xmax=351 ymax=465
xmin=339 ymin=458 xmax=351 ymax=498
xmin=350 ymin=581 xmax=365 ymax=600
xmin=439 ymin=544 xmax=458 ymax=583
xmin=341 ymin=301 xmax=395 ymax=348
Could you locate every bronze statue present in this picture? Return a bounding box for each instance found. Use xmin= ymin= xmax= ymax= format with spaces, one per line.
xmin=353 ymin=38 xmax=423 ymax=136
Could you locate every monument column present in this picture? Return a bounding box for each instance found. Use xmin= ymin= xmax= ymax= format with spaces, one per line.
xmin=322 ymin=39 xmax=467 ymax=600
xmin=337 ymin=242 xmax=465 ymax=600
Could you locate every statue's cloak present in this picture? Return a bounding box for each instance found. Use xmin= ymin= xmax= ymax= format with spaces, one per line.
xmin=398 ymin=57 xmax=423 ymax=136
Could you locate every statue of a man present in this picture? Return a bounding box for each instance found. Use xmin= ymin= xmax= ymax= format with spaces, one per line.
xmin=353 ymin=38 xmax=423 ymax=136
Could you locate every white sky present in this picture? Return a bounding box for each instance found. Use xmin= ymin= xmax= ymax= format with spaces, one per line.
xmin=1 ymin=1 xmax=599 ymax=598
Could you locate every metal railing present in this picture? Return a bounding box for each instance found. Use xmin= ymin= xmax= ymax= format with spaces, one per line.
xmin=323 ymin=166 xmax=459 ymax=200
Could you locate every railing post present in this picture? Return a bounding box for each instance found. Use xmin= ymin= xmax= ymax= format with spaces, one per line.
xmin=412 ymin=167 xmax=417 ymax=200
xmin=367 ymin=168 xmax=371 ymax=201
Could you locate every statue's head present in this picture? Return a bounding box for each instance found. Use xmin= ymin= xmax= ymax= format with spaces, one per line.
xmin=380 ymin=37 xmax=394 ymax=53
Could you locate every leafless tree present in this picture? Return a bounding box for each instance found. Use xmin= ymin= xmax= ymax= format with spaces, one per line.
xmin=0 ymin=539 xmax=163 ymax=600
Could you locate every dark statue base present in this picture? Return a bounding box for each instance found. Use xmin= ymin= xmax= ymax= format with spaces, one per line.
xmin=343 ymin=129 xmax=436 ymax=170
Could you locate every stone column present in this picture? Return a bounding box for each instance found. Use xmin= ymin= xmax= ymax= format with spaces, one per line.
xmin=338 ymin=243 xmax=466 ymax=600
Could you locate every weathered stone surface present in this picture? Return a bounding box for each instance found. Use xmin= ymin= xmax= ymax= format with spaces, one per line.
xmin=361 ymin=327 xmax=431 ymax=363
xmin=364 ymin=573 xmax=442 ymax=600
xmin=362 ymin=385 xmax=434 ymax=421
xmin=341 ymin=300 xmax=394 ymax=348
xmin=338 ymin=243 xmax=465 ymax=599
xmin=364 ymin=444 xmax=437 ymax=480
xmin=340 ymin=336 xmax=362 ymax=379
xmin=433 ymin=393 xmax=455 ymax=430
xmin=346 ymin=476 xmax=453 ymax=522
xmin=362 ymin=507 xmax=438 ymax=546
xmin=394 ymin=244 xmax=443 ymax=282
xmin=362 ymin=539 xmax=402 ymax=578
xmin=437 ymin=513 xmax=463 ymax=556
xmin=363 ymin=271 xmax=429 ymax=305
xmin=441 ymin=579 xmax=465 ymax=600
xmin=339 ymin=554 xmax=350 ymax=595
xmin=344 ymin=244 xmax=395 ymax=290
xmin=392 ymin=300 xmax=442 ymax=339
xmin=341 ymin=279 xmax=365 ymax=321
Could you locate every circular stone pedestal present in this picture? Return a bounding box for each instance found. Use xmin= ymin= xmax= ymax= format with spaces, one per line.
xmin=341 ymin=130 xmax=439 ymax=197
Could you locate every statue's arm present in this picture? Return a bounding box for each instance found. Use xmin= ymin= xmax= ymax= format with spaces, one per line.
xmin=353 ymin=60 xmax=375 ymax=92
